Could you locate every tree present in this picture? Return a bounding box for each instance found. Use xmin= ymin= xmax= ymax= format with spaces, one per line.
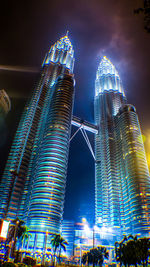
xmin=50 ymin=233 xmax=68 ymax=264
xmin=23 ymin=256 xmax=36 ymax=266
xmin=115 ymin=235 xmax=128 ymax=267
xmin=136 ymin=238 xmax=150 ymax=267
xmin=123 ymin=239 xmax=140 ymax=267
xmin=134 ymin=0 xmax=150 ymax=33
xmin=82 ymin=251 xmax=93 ymax=266
xmin=82 ymin=252 xmax=88 ymax=265
xmin=19 ymin=225 xmax=32 ymax=250
xmin=97 ymin=247 xmax=109 ymax=267
xmin=6 ymin=218 xmax=28 ymax=258
xmin=115 ymin=235 xmax=138 ymax=267
xmin=82 ymin=247 xmax=109 ymax=267
xmin=115 ymin=235 xmax=150 ymax=267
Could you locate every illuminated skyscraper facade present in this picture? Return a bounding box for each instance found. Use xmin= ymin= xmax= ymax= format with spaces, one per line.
xmin=0 ymin=36 xmax=150 ymax=251
xmin=0 ymin=35 xmax=75 ymax=247
xmin=115 ymin=104 xmax=150 ymax=236
xmin=95 ymin=57 xmax=150 ymax=239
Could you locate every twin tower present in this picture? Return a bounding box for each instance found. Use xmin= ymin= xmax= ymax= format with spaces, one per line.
xmin=0 ymin=34 xmax=150 ymax=249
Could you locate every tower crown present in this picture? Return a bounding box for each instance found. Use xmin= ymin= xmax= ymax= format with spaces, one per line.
xmin=42 ymin=34 xmax=74 ymax=73
xmin=98 ymin=56 xmax=119 ymax=77
xmin=95 ymin=56 xmax=125 ymax=97
xmin=53 ymin=34 xmax=73 ymax=54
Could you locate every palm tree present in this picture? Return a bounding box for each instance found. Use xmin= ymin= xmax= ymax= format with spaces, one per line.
xmin=82 ymin=247 xmax=109 ymax=267
xmin=18 ymin=225 xmax=32 ymax=262
xmin=50 ymin=233 xmax=68 ymax=265
xmin=136 ymin=238 xmax=150 ymax=267
xmin=82 ymin=252 xmax=88 ymax=265
xmin=82 ymin=251 xmax=92 ymax=266
xmin=82 ymin=250 xmax=95 ymax=266
xmin=115 ymin=235 xmax=141 ymax=267
xmin=115 ymin=236 xmax=129 ymax=267
xmin=19 ymin=225 xmax=32 ymax=250
xmin=6 ymin=217 xmax=28 ymax=258
xmin=97 ymin=247 xmax=109 ymax=266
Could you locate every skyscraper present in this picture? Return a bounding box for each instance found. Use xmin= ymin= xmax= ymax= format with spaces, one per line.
xmin=1 ymin=36 xmax=150 ymax=253
xmin=115 ymin=104 xmax=150 ymax=237
xmin=0 ymin=34 xmax=75 ymax=248
xmin=95 ymin=56 xmax=150 ymax=240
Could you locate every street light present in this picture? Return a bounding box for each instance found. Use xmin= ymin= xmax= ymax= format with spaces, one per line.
xmin=79 ymin=240 xmax=82 ymax=267
xmin=93 ymin=225 xmax=100 ymax=248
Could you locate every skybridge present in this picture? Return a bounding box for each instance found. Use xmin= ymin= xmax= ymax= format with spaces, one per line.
xmin=71 ymin=116 xmax=98 ymax=161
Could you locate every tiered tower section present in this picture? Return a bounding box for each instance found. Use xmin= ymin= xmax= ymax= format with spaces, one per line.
xmin=95 ymin=56 xmax=150 ymax=240
xmin=26 ymin=74 xmax=75 ymax=235
xmin=95 ymin=57 xmax=126 ymax=237
xmin=0 ymin=35 xmax=75 ymax=248
xmin=116 ymin=105 xmax=150 ymax=236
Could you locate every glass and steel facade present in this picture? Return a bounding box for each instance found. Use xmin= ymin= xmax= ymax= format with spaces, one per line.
xmin=116 ymin=105 xmax=150 ymax=236
xmin=26 ymin=74 xmax=75 ymax=234
xmin=61 ymin=220 xmax=75 ymax=258
xmin=95 ymin=56 xmax=150 ymax=239
xmin=1 ymin=40 xmax=150 ymax=251
xmin=0 ymin=35 xmax=75 ymax=248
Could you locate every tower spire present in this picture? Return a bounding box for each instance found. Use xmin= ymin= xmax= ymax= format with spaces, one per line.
xmin=42 ymin=32 xmax=74 ymax=72
xmin=95 ymin=56 xmax=125 ymax=97
xmin=66 ymin=30 xmax=69 ymax=37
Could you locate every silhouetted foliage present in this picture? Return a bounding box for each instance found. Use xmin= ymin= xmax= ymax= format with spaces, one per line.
xmin=82 ymin=246 xmax=109 ymax=267
xmin=2 ymin=263 xmax=15 ymax=267
xmin=23 ymin=256 xmax=36 ymax=266
xmin=16 ymin=264 xmax=27 ymax=267
xmin=134 ymin=0 xmax=150 ymax=33
xmin=115 ymin=235 xmax=150 ymax=267
xmin=6 ymin=218 xmax=30 ymax=258
xmin=6 ymin=218 xmax=25 ymax=243
xmin=136 ymin=238 xmax=150 ymax=267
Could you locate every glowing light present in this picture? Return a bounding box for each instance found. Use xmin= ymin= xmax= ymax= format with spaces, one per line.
xmin=97 ymin=217 xmax=102 ymax=223
xmin=142 ymin=135 xmax=146 ymax=143
xmin=82 ymin=218 xmax=87 ymax=223
xmin=0 ymin=65 xmax=38 ymax=73
xmin=84 ymin=224 xmax=90 ymax=235
xmin=95 ymin=56 xmax=125 ymax=97
xmin=107 ymin=227 xmax=112 ymax=233
xmin=101 ymin=226 xmax=107 ymax=233
xmin=93 ymin=225 xmax=99 ymax=232
xmin=0 ymin=220 xmax=10 ymax=239
xmin=146 ymin=153 xmax=150 ymax=167
xmin=42 ymin=35 xmax=74 ymax=72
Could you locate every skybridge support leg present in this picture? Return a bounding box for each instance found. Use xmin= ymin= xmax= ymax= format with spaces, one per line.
xmin=70 ymin=118 xmax=97 ymax=161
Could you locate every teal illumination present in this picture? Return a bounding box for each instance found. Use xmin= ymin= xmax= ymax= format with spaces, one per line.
xmin=95 ymin=56 xmax=125 ymax=97
xmin=95 ymin=57 xmax=150 ymax=240
xmin=0 ymin=35 xmax=75 ymax=250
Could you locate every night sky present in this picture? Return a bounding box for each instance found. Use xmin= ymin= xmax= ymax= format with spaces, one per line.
xmin=0 ymin=0 xmax=150 ymax=225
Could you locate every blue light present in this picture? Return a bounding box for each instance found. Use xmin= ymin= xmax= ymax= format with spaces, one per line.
xmin=95 ymin=56 xmax=125 ymax=97
xmin=42 ymin=35 xmax=74 ymax=73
